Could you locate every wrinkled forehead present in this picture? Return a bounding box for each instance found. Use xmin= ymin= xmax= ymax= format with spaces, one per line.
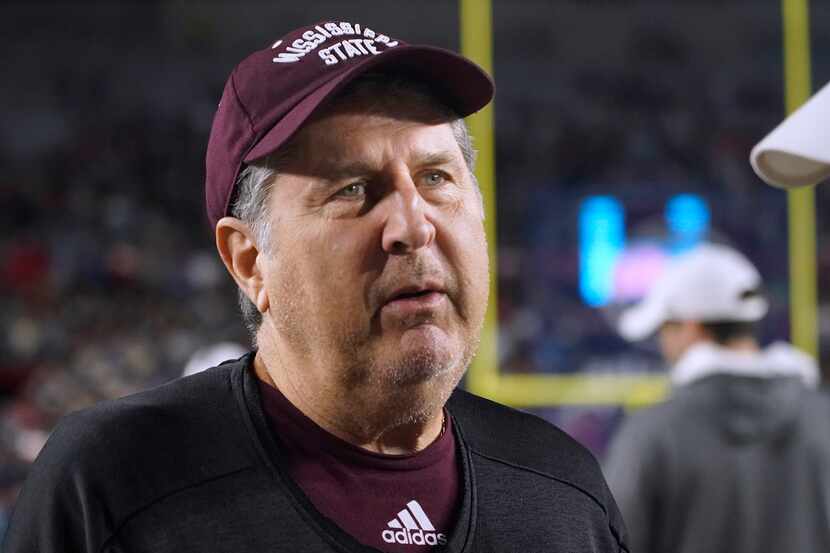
xmin=278 ymin=94 xmax=463 ymax=173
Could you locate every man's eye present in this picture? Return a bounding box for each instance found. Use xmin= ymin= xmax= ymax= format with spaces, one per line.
xmin=422 ymin=171 xmax=447 ymax=186
xmin=336 ymin=182 xmax=366 ymax=198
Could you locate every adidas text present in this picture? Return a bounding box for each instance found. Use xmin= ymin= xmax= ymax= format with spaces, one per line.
xmin=382 ymin=528 xmax=447 ymax=546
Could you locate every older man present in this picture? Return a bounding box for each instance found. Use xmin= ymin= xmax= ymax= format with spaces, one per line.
xmin=4 ymin=22 xmax=628 ymax=553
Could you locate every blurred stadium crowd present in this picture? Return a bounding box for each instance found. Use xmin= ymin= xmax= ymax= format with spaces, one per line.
xmin=2 ymin=0 xmax=829 ymax=537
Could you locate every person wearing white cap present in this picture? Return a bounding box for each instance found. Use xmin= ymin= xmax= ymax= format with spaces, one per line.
xmin=604 ymin=242 xmax=829 ymax=553
xmin=751 ymin=81 xmax=830 ymax=188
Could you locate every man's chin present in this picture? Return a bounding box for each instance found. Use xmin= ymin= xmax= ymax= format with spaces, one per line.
xmin=400 ymin=322 xmax=449 ymax=349
xmin=386 ymin=351 xmax=453 ymax=387
xmin=379 ymin=329 xmax=460 ymax=387
xmin=362 ymin=331 xmax=473 ymax=425
xmin=373 ymin=349 xmax=460 ymax=426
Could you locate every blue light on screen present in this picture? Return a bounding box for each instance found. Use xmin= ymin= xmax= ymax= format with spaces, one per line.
xmin=579 ymin=196 xmax=624 ymax=307
xmin=665 ymin=194 xmax=710 ymax=254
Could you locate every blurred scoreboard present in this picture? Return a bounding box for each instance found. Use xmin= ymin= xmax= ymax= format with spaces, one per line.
xmin=579 ymin=194 xmax=711 ymax=307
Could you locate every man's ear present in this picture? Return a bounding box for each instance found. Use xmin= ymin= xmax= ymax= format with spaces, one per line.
xmin=215 ymin=217 xmax=269 ymax=314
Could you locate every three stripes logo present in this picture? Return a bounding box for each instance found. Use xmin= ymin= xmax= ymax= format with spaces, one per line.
xmin=381 ymin=500 xmax=447 ymax=546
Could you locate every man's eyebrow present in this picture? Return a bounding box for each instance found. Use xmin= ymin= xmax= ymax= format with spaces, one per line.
xmin=319 ymin=160 xmax=377 ymax=181
xmin=412 ymin=150 xmax=462 ymax=169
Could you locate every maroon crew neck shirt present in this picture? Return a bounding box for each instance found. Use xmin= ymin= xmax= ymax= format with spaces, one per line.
xmin=257 ymin=379 xmax=460 ymax=552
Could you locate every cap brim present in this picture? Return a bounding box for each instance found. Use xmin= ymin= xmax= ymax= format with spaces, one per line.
xmin=618 ymin=298 xmax=668 ymax=342
xmin=750 ymin=81 xmax=830 ymax=189
xmin=245 ymin=45 xmax=494 ymax=163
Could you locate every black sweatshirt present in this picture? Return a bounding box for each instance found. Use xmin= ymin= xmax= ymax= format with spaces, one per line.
xmin=4 ymin=355 xmax=628 ymax=552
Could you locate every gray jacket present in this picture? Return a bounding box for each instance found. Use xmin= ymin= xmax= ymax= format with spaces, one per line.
xmin=604 ymin=342 xmax=829 ymax=553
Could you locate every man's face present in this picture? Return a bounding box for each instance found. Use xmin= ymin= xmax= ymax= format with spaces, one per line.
xmin=257 ymin=93 xmax=489 ymax=420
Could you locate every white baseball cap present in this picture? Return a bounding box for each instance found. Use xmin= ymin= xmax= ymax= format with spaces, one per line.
xmin=618 ymin=243 xmax=769 ymax=341
xmin=750 ymin=81 xmax=830 ymax=188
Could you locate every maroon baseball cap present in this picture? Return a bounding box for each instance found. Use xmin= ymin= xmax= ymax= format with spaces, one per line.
xmin=205 ymin=20 xmax=495 ymax=228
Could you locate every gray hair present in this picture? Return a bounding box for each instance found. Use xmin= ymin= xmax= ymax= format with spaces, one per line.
xmin=230 ymin=75 xmax=479 ymax=345
xmin=230 ymin=162 xmax=277 ymax=341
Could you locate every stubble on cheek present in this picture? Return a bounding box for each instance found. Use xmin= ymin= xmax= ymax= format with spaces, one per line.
xmin=266 ymin=249 xmax=375 ymax=387
xmin=266 ymin=276 xmax=311 ymax=340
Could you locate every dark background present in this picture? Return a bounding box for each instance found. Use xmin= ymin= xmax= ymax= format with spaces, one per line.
xmin=2 ymin=0 xmax=830 ymax=536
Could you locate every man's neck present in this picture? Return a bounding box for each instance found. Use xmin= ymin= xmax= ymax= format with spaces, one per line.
xmin=252 ymin=350 xmax=445 ymax=455
xmin=676 ymin=336 xmax=760 ymax=364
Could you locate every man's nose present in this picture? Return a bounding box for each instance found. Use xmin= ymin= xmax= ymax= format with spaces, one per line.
xmin=380 ymin=177 xmax=436 ymax=254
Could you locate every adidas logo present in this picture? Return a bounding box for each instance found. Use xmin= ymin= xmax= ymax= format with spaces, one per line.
xmin=381 ymin=500 xmax=447 ymax=546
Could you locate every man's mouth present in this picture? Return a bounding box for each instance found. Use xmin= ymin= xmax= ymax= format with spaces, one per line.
xmin=382 ymin=284 xmax=447 ymax=315
xmin=391 ymin=288 xmax=435 ymax=301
